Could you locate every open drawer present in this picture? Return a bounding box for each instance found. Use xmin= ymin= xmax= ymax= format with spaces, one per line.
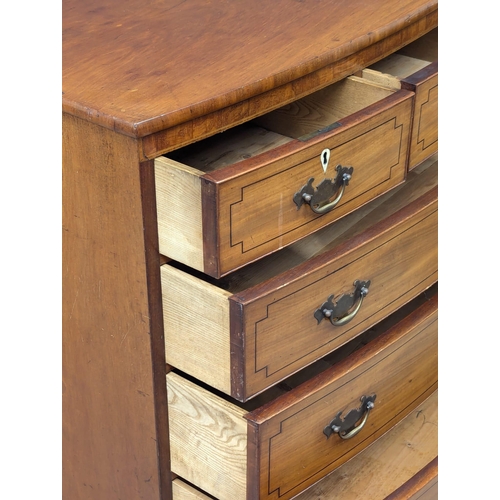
xmin=171 ymin=397 xmax=438 ymax=500
xmin=365 ymin=28 xmax=438 ymax=170
xmin=155 ymin=73 xmax=414 ymax=278
xmin=161 ymin=156 xmax=438 ymax=401
xmin=167 ymin=292 xmax=438 ymax=500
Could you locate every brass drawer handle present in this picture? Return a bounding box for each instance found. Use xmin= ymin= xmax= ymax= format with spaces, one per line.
xmin=324 ymin=394 xmax=376 ymax=440
xmin=314 ymin=280 xmax=370 ymax=327
xmin=293 ymin=164 xmax=354 ymax=215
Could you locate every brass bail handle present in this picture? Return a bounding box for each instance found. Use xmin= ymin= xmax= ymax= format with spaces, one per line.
xmin=304 ymin=174 xmax=350 ymax=214
xmin=293 ymin=155 xmax=354 ymax=215
xmin=334 ymin=401 xmax=374 ymax=440
xmin=314 ymin=280 xmax=371 ymax=327
xmin=324 ymin=394 xmax=377 ymax=440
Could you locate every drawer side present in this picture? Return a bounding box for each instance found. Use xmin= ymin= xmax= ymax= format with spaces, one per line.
xmin=155 ymin=157 xmax=205 ymax=271
xmin=161 ymin=265 xmax=232 ymax=394
xmin=167 ymin=372 xmax=247 ymax=500
xmin=172 ymin=479 xmax=215 ymax=499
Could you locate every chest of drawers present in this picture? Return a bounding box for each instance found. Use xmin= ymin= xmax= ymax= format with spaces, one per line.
xmin=62 ymin=1 xmax=438 ymax=499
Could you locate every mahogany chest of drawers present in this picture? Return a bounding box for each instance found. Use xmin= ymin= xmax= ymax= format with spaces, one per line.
xmin=62 ymin=1 xmax=438 ymax=499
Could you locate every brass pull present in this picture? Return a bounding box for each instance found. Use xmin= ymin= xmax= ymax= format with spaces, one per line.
xmin=324 ymin=395 xmax=376 ymax=440
xmin=314 ymin=280 xmax=370 ymax=327
xmin=293 ymin=164 xmax=354 ymax=215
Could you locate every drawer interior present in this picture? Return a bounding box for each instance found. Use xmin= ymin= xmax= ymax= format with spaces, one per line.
xmin=165 ymin=76 xmax=397 ymax=173
xmin=364 ymin=28 xmax=438 ymax=88
xmin=167 ymin=154 xmax=437 ymax=295
xmin=164 ymin=27 xmax=436 ymax=175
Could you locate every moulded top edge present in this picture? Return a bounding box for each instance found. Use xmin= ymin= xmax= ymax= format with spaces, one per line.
xmin=62 ymin=0 xmax=438 ymax=139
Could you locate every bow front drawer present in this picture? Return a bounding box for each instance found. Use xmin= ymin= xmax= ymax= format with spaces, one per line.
xmin=155 ymin=74 xmax=414 ymax=278
xmin=161 ymin=157 xmax=437 ymax=401
xmin=366 ymin=28 xmax=438 ymax=170
xmin=167 ymin=294 xmax=438 ymax=500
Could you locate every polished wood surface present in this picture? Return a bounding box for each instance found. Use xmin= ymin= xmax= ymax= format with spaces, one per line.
xmin=402 ymin=63 xmax=438 ymax=170
xmin=238 ymin=195 xmax=437 ymax=400
xmin=63 ymin=2 xmax=439 ymax=498
xmin=247 ymin=295 xmax=437 ymax=500
xmin=167 ymin=295 xmax=437 ymax=500
xmin=367 ymin=29 xmax=438 ymax=170
xmin=156 ymin=77 xmax=413 ymax=277
xmin=171 ymin=393 xmax=438 ymax=500
xmin=296 ymin=394 xmax=438 ymax=500
xmin=384 ymin=457 xmax=438 ymax=500
xmin=62 ymin=114 xmax=171 ymax=500
xmin=63 ymin=0 xmax=437 ymax=145
xmin=161 ymin=157 xmax=437 ymax=401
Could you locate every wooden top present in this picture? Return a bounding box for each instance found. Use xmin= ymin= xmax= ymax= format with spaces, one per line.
xmin=63 ymin=0 xmax=437 ymax=140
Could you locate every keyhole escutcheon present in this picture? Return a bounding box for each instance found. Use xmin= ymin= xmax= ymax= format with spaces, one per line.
xmin=321 ymin=148 xmax=330 ymax=173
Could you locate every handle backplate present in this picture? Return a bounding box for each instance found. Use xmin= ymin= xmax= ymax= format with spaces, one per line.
xmin=293 ymin=164 xmax=354 ymax=214
xmin=324 ymin=394 xmax=377 ymax=440
xmin=314 ymin=280 xmax=370 ymax=327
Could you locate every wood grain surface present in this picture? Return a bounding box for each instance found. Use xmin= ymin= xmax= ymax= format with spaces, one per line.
xmin=367 ymin=28 xmax=438 ymax=170
xmin=167 ymin=372 xmax=248 ymax=500
xmin=237 ymin=195 xmax=437 ymax=400
xmin=402 ymin=63 xmax=438 ymax=169
xmin=62 ymin=113 xmax=171 ymax=500
xmin=384 ymin=457 xmax=438 ymax=500
xmin=162 ymin=265 xmax=233 ymax=395
xmin=171 ymin=393 xmax=437 ymax=500
xmin=172 ymin=480 xmax=217 ymax=500
xmin=160 ymin=157 xmax=437 ymax=401
xmin=156 ymin=80 xmax=413 ymax=277
xmin=295 ymin=393 xmax=438 ymax=500
xmin=212 ymin=84 xmax=413 ymax=277
xmin=63 ymin=0 xmax=437 ymax=143
xmin=368 ymin=25 xmax=437 ymax=82
xmin=166 ymin=294 xmax=437 ymax=500
xmin=222 ymin=156 xmax=438 ymax=294
xmin=246 ymin=295 xmax=437 ymax=500
xmin=155 ymin=157 xmax=205 ymax=271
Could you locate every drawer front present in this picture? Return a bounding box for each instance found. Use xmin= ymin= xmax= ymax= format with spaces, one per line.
xmin=384 ymin=457 xmax=438 ymax=500
xmin=171 ymin=411 xmax=438 ymax=500
xmin=249 ymin=294 xmax=437 ymax=499
xmin=294 ymin=392 xmax=437 ymax=500
xmin=161 ymin=162 xmax=438 ymax=402
xmin=167 ymin=295 xmax=438 ymax=500
xmin=235 ymin=191 xmax=437 ymax=400
xmin=216 ymin=91 xmax=412 ymax=276
xmin=156 ymin=80 xmax=414 ymax=279
xmin=402 ymin=62 xmax=438 ymax=170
